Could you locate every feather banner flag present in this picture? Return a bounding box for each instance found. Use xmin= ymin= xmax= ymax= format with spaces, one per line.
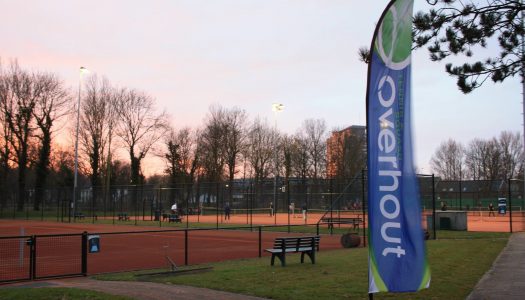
xmin=366 ymin=0 xmax=431 ymax=293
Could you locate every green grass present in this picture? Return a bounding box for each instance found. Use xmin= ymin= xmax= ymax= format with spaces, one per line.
xmin=96 ymin=235 xmax=508 ymax=300
xmin=0 ymin=287 xmax=132 ymax=300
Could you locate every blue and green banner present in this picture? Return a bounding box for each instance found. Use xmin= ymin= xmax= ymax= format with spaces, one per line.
xmin=366 ymin=0 xmax=430 ymax=293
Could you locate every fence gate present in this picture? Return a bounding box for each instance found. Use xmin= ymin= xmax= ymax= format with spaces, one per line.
xmin=0 ymin=236 xmax=32 ymax=283
xmin=33 ymin=233 xmax=84 ymax=280
xmin=0 ymin=233 xmax=86 ymax=283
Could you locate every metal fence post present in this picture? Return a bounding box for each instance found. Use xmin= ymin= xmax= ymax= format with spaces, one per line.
xmin=185 ymin=229 xmax=189 ymax=265
xmin=258 ymin=226 xmax=262 ymax=258
xmin=81 ymin=231 xmax=88 ymax=276
xmin=287 ymin=179 xmax=291 ymax=233
xmin=459 ymin=173 xmax=463 ymax=211
xmin=432 ymin=174 xmax=437 ymax=240
xmin=361 ymin=169 xmax=367 ymax=247
xmin=41 ymin=193 xmax=44 ymax=221
xmin=30 ymin=235 xmax=36 ymax=280
xmin=216 ymin=182 xmax=219 ymax=230
xmin=509 ymin=179 xmax=513 ymax=233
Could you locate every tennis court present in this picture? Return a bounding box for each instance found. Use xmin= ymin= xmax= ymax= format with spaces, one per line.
xmin=0 ymin=219 xmax=345 ymax=283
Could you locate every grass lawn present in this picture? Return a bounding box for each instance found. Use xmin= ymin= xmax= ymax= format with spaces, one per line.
xmin=95 ymin=234 xmax=508 ymax=300
xmin=0 ymin=287 xmax=132 ymax=300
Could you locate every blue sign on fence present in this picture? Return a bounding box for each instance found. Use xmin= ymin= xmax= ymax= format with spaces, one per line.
xmin=498 ymin=198 xmax=507 ymax=215
xmin=88 ymin=235 xmax=100 ymax=253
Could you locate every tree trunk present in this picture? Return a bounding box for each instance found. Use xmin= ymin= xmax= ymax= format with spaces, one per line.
xmin=17 ymin=149 xmax=27 ymax=212
xmin=34 ymin=132 xmax=52 ymax=211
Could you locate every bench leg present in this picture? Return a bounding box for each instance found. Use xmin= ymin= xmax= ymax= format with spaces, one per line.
xmin=301 ymin=250 xmax=316 ymax=264
xmin=271 ymin=253 xmax=285 ymax=267
xmin=271 ymin=254 xmax=285 ymax=266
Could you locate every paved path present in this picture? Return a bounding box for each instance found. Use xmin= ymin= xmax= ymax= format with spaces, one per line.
xmin=6 ymin=277 xmax=269 ymax=300
xmin=467 ymin=232 xmax=525 ymax=300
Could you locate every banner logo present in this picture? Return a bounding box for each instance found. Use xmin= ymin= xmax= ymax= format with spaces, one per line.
xmin=376 ymin=1 xmax=413 ymax=70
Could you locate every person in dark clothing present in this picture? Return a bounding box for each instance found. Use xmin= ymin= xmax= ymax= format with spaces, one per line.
xmin=488 ymin=203 xmax=495 ymax=217
xmin=302 ymin=203 xmax=307 ymax=222
xmin=224 ymin=203 xmax=231 ymax=220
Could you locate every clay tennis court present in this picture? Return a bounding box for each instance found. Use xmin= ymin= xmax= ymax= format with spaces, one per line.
xmin=1 ymin=209 xmax=523 ymax=283
xmin=0 ymin=216 xmax=346 ymax=283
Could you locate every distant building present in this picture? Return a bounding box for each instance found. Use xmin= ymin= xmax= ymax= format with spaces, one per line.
xmin=326 ymin=125 xmax=366 ymax=178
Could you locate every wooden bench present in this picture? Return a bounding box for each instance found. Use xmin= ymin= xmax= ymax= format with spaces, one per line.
xmin=264 ymin=236 xmax=320 ymax=267
xmin=117 ymin=213 xmax=130 ymax=221
xmin=320 ymin=217 xmax=363 ymax=230
xmin=168 ymin=214 xmax=182 ymax=223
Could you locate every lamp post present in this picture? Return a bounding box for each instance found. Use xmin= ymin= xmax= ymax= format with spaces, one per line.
xmin=521 ymin=0 xmax=525 ymax=200
xmin=72 ymin=66 xmax=89 ymax=222
xmin=272 ymin=103 xmax=284 ymax=225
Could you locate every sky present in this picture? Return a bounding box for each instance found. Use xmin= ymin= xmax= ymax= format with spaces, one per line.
xmin=0 ymin=0 xmax=522 ymax=176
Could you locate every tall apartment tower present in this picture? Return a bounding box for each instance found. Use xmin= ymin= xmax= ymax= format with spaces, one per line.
xmin=326 ymin=125 xmax=366 ymax=178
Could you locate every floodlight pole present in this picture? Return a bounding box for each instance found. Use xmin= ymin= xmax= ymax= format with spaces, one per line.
xmin=521 ymin=0 xmax=525 ymax=200
xmin=73 ymin=66 xmax=88 ymax=222
xmin=272 ymin=103 xmax=284 ymax=225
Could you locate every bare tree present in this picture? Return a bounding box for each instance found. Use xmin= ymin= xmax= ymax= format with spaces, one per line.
xmin=115 ymin=89 xmax=167 ymax=185
xmin=281 ymin=134 xmax=294 ymax=181
xmin=498 ymin=131 xmax=523 ymax=180
xmin=301 ymin=119 xmax=327 ymax=179
xmin=0 ymin=63 xmax=14 ymax=208
xmin=465 ymin=139 xmax=484 ymax=180
xmin=162 ymin=126 xmax=200 ymax=207
xmin=1 ymin=62 xmax=39 ymax=211
xmin=163 ymin=126 xmax=196 ymax=184
xmin=291 ymin=133 xmax=309 ymax=181
xmin=199 ymin=105 xmax=227 ymax=182
xmin=79 ymin=76 xmax=112 ymax=189
xmin=246 ymin=118 xmax=274 ymax=183
xmin=32 ymin=73 xmax=71 ymax=210
xmin=465 ymin=138 xmax=501 ymax=181
xmin=223 ymin=107 xmax=247 ymax=182
xmin=48 ymin=146 xmax=74 ymax=188
xmin=430 ymin=139 xmax=464 ymax=180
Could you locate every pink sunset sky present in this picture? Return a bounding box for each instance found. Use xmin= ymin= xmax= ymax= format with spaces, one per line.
xmin=0 ymin=0 xmax=521 ymax=175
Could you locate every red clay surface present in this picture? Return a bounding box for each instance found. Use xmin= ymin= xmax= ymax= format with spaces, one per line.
xmin=0 ymin=216 xmax=346 ymax=282
xmin=1 ymin=210 xmax=522 ymax=282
